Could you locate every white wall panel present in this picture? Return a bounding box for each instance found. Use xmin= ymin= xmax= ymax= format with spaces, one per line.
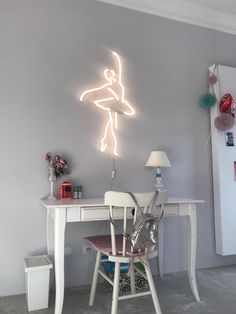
xmin=210 ymin=65 xmax=236 ymax=255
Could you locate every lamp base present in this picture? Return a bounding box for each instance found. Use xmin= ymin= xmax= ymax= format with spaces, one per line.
xmin=46 ymin=194 xmax=57 ymax=200
xmin=155 ymin=168 xmax=164 ymax=191
xmin=155 ymin=183 xmax=164 ymax=191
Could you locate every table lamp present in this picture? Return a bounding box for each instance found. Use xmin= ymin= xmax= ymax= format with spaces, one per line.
xmin=145 ymin=151 xmax=171 ymax=190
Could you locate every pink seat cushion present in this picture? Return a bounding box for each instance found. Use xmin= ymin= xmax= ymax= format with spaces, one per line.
xmin=85 ymin=234 xmax=124 ymax=253
xmin=85 ymin=235 xmax=143 ymax=256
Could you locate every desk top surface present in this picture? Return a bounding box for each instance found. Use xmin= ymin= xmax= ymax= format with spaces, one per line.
xmin=41 ymin=197 xmax=204 ymax=208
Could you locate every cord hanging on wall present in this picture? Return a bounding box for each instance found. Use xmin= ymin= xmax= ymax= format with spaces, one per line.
xmin=109 ymin=156 xmax=117 ymax=190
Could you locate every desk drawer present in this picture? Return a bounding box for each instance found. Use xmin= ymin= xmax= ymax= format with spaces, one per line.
xmin=81 ymin=206 xmax=133 ymax=221
xmin=164 ymin=205 xmax=179 ymax=216
xmin=67 ymin=207 xmax=81 ymax=222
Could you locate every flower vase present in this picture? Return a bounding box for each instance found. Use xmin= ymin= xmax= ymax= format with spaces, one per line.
xmin=46 ymin=164 xmax=57 ymax=200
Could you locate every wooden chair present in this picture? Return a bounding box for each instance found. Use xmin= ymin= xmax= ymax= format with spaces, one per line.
xmin=85 ymin=190 xmax=168 ymax=314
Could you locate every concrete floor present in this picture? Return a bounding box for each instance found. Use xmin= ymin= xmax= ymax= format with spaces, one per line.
xmin=1 ymin=265 xmax=236 ymax=314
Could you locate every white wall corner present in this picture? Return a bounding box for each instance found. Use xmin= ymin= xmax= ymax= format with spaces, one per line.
xmin=97 ymin=0 xmax=236 ymax=36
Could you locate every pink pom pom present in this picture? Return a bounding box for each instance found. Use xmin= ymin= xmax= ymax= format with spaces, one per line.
xmin=209 ymin=75 xmax=217 ymax=85
xmin=214 ymin=113 xmax=234 ymax=131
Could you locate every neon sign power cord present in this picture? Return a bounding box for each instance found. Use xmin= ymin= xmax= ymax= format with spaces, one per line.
xmin=109 ymin=156 xmax=116 ymax=190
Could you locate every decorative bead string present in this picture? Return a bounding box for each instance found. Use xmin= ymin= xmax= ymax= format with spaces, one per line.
xmin=203 ymin=65 xmax=236 ymax=149
xmin=203 ymin=65 xmax=218 ymax=149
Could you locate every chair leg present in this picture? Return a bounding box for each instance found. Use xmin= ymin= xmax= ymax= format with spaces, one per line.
xmin=144 ymin=261 xmax=162 ymax=314
xmin=111 ymin=262 xmax=120 ymax=314
xmin=130 ymin=264 xmax=136 ymax=295
xmin=89 ymin=251 xmax=101 ymax=306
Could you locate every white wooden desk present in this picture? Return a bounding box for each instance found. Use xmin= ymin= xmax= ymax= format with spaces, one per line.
xmin=41 ymin=197 xmax=204 ymax=314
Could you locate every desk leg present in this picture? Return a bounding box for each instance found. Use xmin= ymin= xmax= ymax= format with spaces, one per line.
xmin=54 ymin=207 xmax=66 ymax=314
xmin=47 ymin=208 xmax=54 ymax=257
xmin=186 ymin=206 xmax=200 ymax=301
xmin=157 ymin=219 xmax=164 ymax=277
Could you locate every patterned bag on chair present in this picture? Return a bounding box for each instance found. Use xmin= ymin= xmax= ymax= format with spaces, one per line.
xmin=126 ymin=191 xmax=164 ymax=251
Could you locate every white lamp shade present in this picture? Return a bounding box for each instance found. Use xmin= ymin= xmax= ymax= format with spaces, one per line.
xmin=145 ymin=151 xmax=171 ymax=168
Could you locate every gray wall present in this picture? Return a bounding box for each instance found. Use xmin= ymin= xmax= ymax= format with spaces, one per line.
xmin=1 ymin=0 xmax=236 ymax=296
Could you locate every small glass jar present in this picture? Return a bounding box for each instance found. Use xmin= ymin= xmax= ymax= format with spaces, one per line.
xmin=72 ymin=186 xmax=79 ymax=199
xmin=73 ymin=186 xmax=82 ymax=199
xmin=78 ymin=186 xmax=82 ymax=199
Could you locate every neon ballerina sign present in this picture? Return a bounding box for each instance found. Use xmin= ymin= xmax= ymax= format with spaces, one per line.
xmin=80 ymin=51 xmax=135 ymax=156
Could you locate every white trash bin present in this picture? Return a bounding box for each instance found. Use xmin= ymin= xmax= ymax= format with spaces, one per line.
xmin=24 ymin=255 xmax=53 ymax=311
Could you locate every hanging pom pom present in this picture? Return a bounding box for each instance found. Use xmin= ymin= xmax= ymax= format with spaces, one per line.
xmin=231 ymin=102 xmax=236 ymax=118
xmin=214 ymin=113 xmax=234 ymax=131
xmin=199 ymin=93 xmax=216 ymax=109
xmin=209 ymin=74 xmax=217 ymax=85
xmin=219 ymin=93 xmax=233 ymax=113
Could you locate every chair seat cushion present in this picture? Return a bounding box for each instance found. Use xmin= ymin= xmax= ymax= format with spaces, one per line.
xmin=85 ymin=234 xmax=143 ymax=256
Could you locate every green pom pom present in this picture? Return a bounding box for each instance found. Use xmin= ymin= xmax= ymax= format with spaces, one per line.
xmin=199 ymin=93 xmax=216 ymax=109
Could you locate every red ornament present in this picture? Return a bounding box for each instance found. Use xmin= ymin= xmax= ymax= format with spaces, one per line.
xmin=219 ymin=93 xmax=233 ymax=113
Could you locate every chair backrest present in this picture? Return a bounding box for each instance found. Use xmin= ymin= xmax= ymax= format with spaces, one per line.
xmin=104 ymin=190 xmax=168 ymax=256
